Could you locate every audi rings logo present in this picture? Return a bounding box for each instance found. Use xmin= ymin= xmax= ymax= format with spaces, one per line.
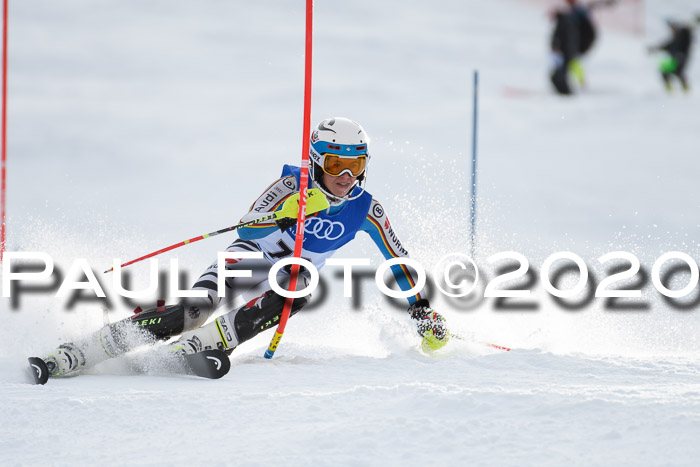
xmin=305 ymin=218 xmax=345 ymax=240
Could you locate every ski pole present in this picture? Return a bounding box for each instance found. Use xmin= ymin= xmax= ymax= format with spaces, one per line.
xmin=451 ymin=332 xmax=511 ymax=351
xmin=479 ymin=341 xmax=511 ymax=352
xmin=103 ymin=213 xmax=277 ymax=273
xmin=104 ymin=189 xmax=329 ymax=274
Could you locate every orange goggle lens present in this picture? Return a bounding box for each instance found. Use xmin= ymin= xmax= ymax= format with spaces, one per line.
xmin=322 ymin=154 xmax=367 ymax=177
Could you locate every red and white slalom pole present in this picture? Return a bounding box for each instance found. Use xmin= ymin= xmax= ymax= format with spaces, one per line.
xmin=264 ymin=0 xmax=313 ymax=359
xmin=1 ymin=0 xmax=8 ymax=262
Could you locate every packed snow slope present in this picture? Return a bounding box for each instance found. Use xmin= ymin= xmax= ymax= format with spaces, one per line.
xmin=2 ymin=0 xmax=700 ymax=466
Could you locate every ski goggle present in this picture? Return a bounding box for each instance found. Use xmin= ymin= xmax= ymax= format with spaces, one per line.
xmin=322 ymin=154 xmax=368 ymax=177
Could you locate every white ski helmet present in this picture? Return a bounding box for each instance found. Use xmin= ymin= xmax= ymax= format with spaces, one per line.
xmin=309 ymin=117 xmax=371 ymax=202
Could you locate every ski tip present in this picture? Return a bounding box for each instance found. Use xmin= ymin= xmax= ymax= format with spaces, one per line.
xmin=27 ymin=357 xmax=50 ymax=385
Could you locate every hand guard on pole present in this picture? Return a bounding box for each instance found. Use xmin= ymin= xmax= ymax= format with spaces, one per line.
xmin=274 ymin=188 xmax=329 ymax=231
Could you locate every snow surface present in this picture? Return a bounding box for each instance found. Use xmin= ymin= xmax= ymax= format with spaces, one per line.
xmin=2 ymin=0 xmax=700 ymax=465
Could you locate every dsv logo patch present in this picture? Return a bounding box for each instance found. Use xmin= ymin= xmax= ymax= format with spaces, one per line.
xmin=282 ymin=177 xmax=295 ymax=190
xmin=304 ymin=217 xmax=345 ymax=240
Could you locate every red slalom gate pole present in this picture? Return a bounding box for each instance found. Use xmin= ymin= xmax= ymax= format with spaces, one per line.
xmin=1 ymin=0 xmax=8 ymax=262
xmin=265 ymin=0 xmax=313 ymax=359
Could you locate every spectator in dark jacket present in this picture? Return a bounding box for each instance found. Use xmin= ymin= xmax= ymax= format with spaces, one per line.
xmin=550 ymin=10 xmax=578 ymax=95
xmin=549 ymin=0 xmax=616 ymax=95
xmin=567 ymin=0 xmax=597 ymax=87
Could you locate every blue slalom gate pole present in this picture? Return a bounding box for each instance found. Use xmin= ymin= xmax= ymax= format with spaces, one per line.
xmin=470 ymin=70 xmax=479 ymax=259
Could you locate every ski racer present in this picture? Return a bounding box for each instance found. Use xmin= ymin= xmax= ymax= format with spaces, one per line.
xmin=648 ymin=18 xmax=696 ymax=92
xmin=42 ymin=117 xmax=449 ymax=378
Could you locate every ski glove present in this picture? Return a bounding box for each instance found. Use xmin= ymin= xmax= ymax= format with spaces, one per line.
xmin=274 ymin=188 xmax=330 ymax=231
xmin=408 ymin=299 xmax=449 ymax=351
